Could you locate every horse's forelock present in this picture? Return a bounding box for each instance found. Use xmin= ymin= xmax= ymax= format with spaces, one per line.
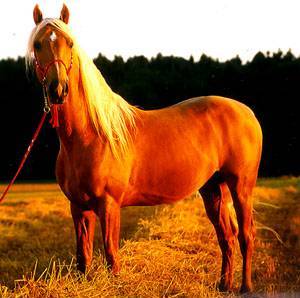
xmin=26 ymin=18 xmax=75 ymax=72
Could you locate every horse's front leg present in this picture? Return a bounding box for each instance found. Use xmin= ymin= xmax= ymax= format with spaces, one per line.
xmin=71 ymin=203 xmax=96 ymax=273
xmin=97 ymin=194 xmax=121 ymax=274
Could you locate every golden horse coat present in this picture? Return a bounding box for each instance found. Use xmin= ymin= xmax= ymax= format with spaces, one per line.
xmin=27 ymin=4 xmax=262 ymax=293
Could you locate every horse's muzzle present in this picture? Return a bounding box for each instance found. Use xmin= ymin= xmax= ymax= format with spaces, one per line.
xmin=48 ymin=79 xmax=69 ymax=104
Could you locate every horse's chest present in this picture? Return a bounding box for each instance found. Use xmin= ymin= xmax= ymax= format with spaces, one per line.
xmin=56 ymin=148 xmax=129 ymax=205
xmin=56 ymin=151 xmax=106 ymax=201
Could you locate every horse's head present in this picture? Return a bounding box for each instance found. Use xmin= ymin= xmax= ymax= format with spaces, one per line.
xmin=31 ymin=4 xmax=73 ymax=104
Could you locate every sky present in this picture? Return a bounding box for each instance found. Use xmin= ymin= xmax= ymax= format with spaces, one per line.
xmin=1 ymin=0 xmax=300 ymax=62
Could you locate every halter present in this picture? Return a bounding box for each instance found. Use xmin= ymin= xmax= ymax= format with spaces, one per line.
xmin=34 ymin=51 xmax=73 ymax=127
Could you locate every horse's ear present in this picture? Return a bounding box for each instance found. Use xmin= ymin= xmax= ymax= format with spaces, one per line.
xmin=33 ymin=4 xmax=43 ymax=25
xmin=60 ymin=4 xmax=70 ymax=24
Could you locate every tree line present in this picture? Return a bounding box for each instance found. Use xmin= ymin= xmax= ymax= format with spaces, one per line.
xmin=0 ymin=50 xmax=299 ymax=180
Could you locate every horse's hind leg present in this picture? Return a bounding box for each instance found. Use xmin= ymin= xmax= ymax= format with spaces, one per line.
xmin=226 ymin=173 xmax=256 ymax=293
xmin=199 ymin=174 xmax=238 ymax=292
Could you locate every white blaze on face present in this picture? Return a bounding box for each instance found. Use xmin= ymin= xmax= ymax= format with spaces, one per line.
xmin=50 ymin=31 xmax=57 ymax=42
xmin=49 ymin=31 xmax=60 ymax=76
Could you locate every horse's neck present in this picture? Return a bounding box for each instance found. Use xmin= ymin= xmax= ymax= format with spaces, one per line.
xmin=56 ymin=67 xmax=98 ymax=146
xmin=56 ymin=58 xmax=137 ymax=156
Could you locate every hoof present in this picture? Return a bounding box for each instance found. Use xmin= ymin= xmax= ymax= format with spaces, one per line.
xmin=77 ymin=264 xmax=86 ymax=274
xmin=217 ymin=282 xmax=233 ymax=293
xmin=240 ymin=284 xmax=253 ymax=294
xmin=106 ymin=259 xmax=120 ymax=276
xmin=111 ymin=264 xmax=120 ymax=276
xmin=77 ymin=261 xmax=91 ymax=275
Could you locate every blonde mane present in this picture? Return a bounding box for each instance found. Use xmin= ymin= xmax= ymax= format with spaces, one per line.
xmin=26 ymin=18 xmax=136 ymax=159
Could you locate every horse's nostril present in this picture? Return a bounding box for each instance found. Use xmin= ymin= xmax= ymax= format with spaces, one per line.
xmin=49 ymin=79 xmax=59 ymax=92
xmin=49 ymin=80 xmax=60 ymax=99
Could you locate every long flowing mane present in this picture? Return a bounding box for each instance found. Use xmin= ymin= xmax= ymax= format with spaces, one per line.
xmin=26 ymin=18 xmax=136 ymax=158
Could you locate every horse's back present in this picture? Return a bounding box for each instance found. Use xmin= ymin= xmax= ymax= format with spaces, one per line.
xmin=173 ymin=95 xmax=257 ymax=122
xmin=149 ymin=95 xmax=262 ymax=155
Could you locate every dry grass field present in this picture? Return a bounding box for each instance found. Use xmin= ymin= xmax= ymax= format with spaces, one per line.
xmin=0 ymin=177 xmax=299 ymax=297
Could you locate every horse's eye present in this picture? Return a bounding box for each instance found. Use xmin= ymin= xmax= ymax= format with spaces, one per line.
xmin=68 ymin=40 xmax=74 ymax=48
xmin=34 ymin=41 xmax=42 ymax=51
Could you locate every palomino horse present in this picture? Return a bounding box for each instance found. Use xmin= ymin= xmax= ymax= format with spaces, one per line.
xmin=27 ymin=4 xmax=262 ymax=293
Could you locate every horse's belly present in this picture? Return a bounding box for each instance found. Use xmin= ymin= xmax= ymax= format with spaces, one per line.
xmin=122 ymin=191 xmax=191 ymax=207
xmin=122 ymin=157 xmax=216 ymax=206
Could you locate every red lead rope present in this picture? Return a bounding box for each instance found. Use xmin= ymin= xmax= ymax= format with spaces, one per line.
xmin=0 ymin=52 xmax=73 ymax=203
xmin=49 ymin=105 xmax=59 ymax=128
xmin=0 ymin=112 xmax=48 ymax=203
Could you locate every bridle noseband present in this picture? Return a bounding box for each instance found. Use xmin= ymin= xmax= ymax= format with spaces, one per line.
xmin=34 ymin=51 xmax=73 ymax=113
